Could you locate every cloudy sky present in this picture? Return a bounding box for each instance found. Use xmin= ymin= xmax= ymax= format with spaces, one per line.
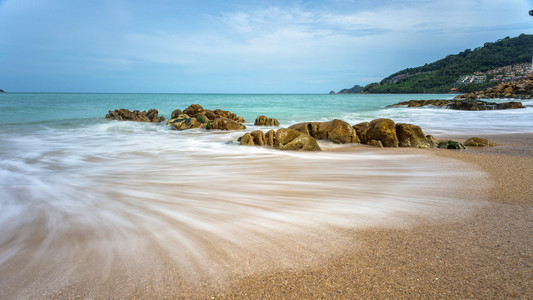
xmin=1 ymin=0 xmax=533 ymax=93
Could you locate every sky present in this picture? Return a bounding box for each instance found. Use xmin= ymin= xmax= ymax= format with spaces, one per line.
xmin=1 ymin=0 xmax=533 ymax=93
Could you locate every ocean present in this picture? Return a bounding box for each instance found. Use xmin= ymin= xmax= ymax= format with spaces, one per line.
xmin=0 ymin=93 xmax=532 ymax=297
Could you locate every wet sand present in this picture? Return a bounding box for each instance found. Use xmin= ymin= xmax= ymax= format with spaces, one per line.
xmin=1 ymin=133 xmax=532 ymax=299
xmin=221 ymin=133 xmax=533 ymax=299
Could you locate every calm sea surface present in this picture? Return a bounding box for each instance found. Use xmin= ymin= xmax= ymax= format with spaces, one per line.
xmin=0 ymin=92 xmax=529 ymax=297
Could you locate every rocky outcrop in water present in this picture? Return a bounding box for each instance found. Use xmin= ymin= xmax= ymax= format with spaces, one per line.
xmin=254 ymin=116 xmax=280 ymax=126
xmin=206 ymin=118 xmax=246 ymax=130
xmin=455 ymin=77 xmax=533 ymax=100
xmin=288 ymin=119 xmax=359 ymax=144
xmin=106 ymin=108 xmax=165 ymax=122
xmin=388 ymin=99 xmax=524 ymax=110
xmin=240 ymin=128 xmax=321 ymax=151
xmin=182 ymin=104 xmax=246 ymax=123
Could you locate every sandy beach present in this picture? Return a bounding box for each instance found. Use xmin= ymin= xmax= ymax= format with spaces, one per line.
xmin=1 ymin=133 xmax=532 ymax=299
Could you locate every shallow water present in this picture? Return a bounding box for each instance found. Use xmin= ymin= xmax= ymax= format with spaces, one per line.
xmin=0 ymin=92 xmax=515 ymax=297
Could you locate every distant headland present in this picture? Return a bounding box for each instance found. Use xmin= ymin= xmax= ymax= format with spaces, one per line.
xmin=334 ymin=34 xmax=533 ymax=94
xmin=0 ymin=89 xmax=5 ymax=93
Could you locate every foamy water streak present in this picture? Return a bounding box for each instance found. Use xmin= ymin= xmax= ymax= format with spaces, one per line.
xmin=0 ymin=121 xmax=484 ymax=297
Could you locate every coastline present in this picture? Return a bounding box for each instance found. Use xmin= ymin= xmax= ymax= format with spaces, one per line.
xmin=1 ymin=130 xmax=531 ymax=298
xmin=219 ymin=132 xmax=533 ymax=298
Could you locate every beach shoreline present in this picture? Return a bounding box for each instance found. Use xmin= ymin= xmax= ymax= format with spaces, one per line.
xmin=217 ymin=132 xmax=533 ymax=298
xmin=1 ymin=131 xmax=531 ymax=299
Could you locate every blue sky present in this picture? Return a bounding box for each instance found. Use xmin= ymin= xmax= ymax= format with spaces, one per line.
xmin=1 ymin=0 xmax=533 ymax=93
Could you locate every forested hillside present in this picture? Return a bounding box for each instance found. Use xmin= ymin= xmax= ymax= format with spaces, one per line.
xmin=361 ymin=34 xmax=533 ymax=93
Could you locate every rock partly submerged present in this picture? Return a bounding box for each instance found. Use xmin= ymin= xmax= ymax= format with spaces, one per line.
xmin=106 ymin=108 xmax=166 ymax=122
xmin=388 ymin=99 xmax=524 ymax=110
xmin=165 ymin=104 xmax=247 ymax=131
xmin=254 ymin=116 xmax=280 ymax=126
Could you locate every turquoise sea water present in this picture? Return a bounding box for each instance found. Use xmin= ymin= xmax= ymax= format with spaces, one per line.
xmin=1 ymin=93 xmax=532 ymax=133
xmin=0 ymin=92 xmax=528 ymax=297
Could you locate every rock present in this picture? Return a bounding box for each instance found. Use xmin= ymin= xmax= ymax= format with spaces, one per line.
xmin=464 ymin=137 xmax=495 ymax=147
xmin=254 ymin=116 xmax=280 ymax=126
xmin=389 ymin=99 xmax=524 ymax=110
xmin=265 ymin=129 xmax=275 ymax=147
xmin=207 ymin=118 xmax=246 ymax=130
xmin=183 ymin=104 xmax=205 ymax=117
xmin=168 ymin=117 xmax=202 ymax=130
xmin=106 ymin=108 xmax=165 ymax=122
xmin=353 ymin=122 xmax=370 ymax=142
xmin=239 ymin=129 xmax=321 ymax=151
xmin=250 ymin=130 xmax=266 ymax=146
xmin=367 ymin=140 xmax=383 ymax=147
xmin=496 ymin=102 xmax=524 ymax=109
xmin=196 ymin=114 xmax=209 ymax=123
xmin=203 ymin=108 xmax=245 ymax=123
xmin=171 ymin=109 xmax=183 ymax=119
xmin=204 ymin=110 xmax=217 ymax=121
xmin=289 ymin=122 xmax=328 ymax=140
xmin=288 ymin=119 xmax=358 ymax=144
xmin=329 ymin=91 xmax=336 ymax=95
xmin=364 ymin=118 xmax=398 ymax=147
xmin=275 ymin=128 xmax=321 ymax=151
xmin=439 ymin=140 xmax=465 ymax=150
xmin=454 ymin=77 xmax=533 ymax=100
xmin=326 ymin=119 xmax=359 ymax=144
xmin=239 ymin=132 xmax=255 ymax=146
xmin=396 ymin=123 xmax=436 ymax=148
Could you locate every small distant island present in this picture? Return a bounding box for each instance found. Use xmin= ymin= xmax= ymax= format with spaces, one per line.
xmin=335 ymin=34 xmax=533 ymax=94
xmin=329 ymin=84 xmax=364 ymax=94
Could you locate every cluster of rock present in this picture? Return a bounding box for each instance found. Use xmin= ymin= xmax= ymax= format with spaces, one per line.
xmin=389 ymin=99 xmax=524 ymax=110
xmin=104 ymin=105 xmax=496 ymax=152
xmin=456 ymin=77 xmax=533 ymax=100
xmin=240 ymin=117 xmax=497 ymax=152
xmin=254 ymin=116 xmax=280 ymax=126
xmin=289 ymin=120 xmax=359 ymax=144
xmin=353 ymin=118 xmax=436 ymax=148
xmin=167 ymin=104 xmax=247 ymax=131
xmin=240 ymin=128 xmax=321 ymax=151
xmin=105 ymin=108 xmax=166 ymax=122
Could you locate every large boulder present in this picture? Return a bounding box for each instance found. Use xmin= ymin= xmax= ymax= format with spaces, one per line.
xmin=255 ymin=116 xmax=280 ymax=126
xmin=364 ymin=118 xmax=398 ymax=147
xmin=464 ymin=137 xmax=495 ymax=147
xmin=275 ymin=128 xmax=321 ymax=151
xmin=207 ymin=118 xmax=246 ymax=130
xmin=289 ymin=119 xmax=358 ymax=144
xmin=106 ymin=108 xmax=165 ymax=122
xmin=240 ymin=130 xmax=267 ymax=146
xmin=183 ymin=104 xmax=205 ymax=117
xmin=396 ymin=123 xmax=436 ymax=148
xmin=326 ymin=119 xmax=359 ymax=144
